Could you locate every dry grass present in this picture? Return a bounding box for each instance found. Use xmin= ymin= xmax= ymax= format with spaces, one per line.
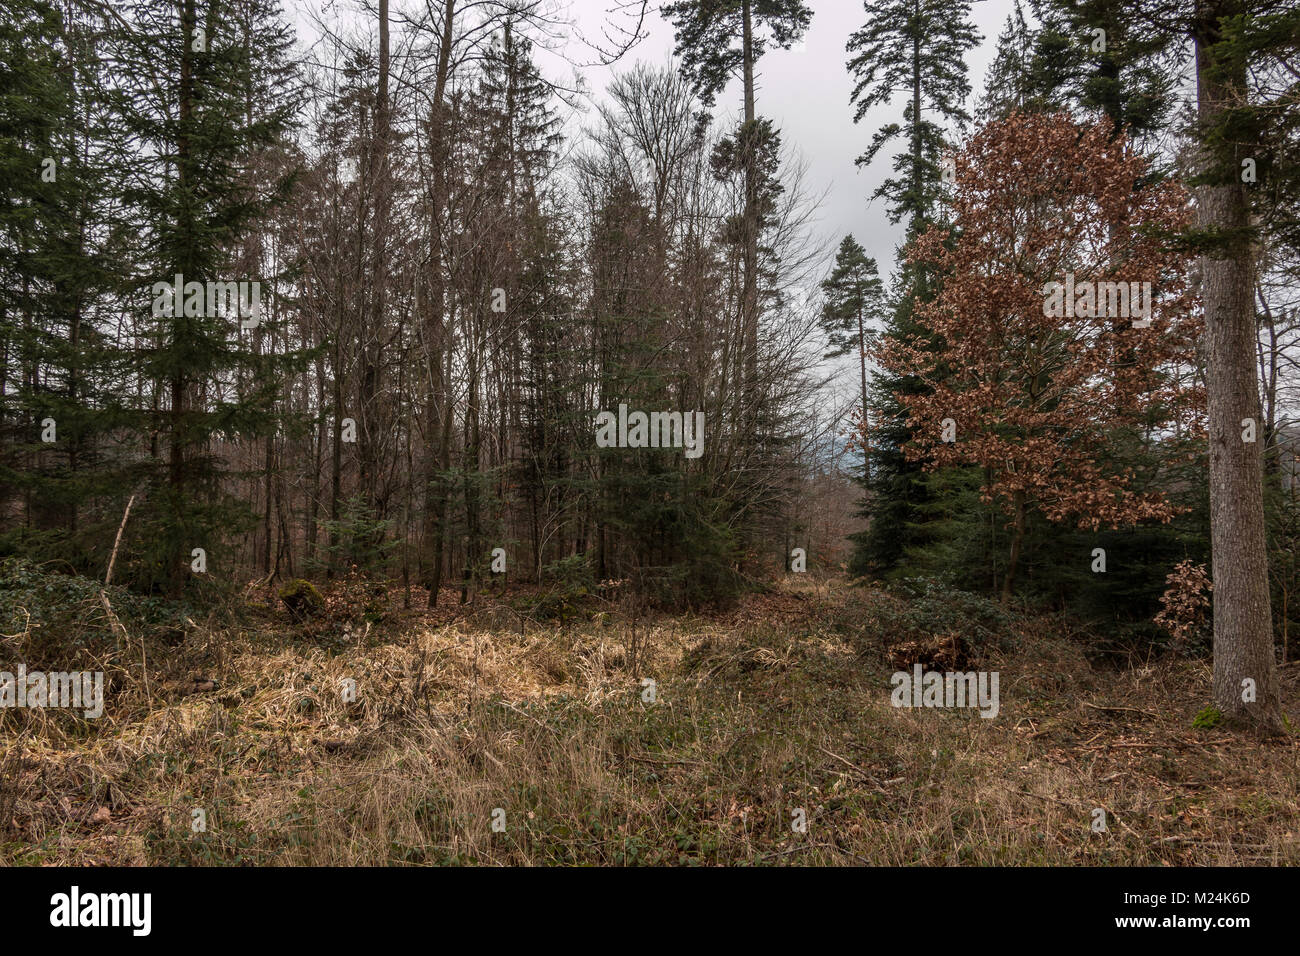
xmin=1 ymin=577 xmax=1297 ymax=865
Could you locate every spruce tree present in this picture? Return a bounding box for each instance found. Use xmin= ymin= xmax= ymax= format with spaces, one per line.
xmin=0 ymin=0 xmax=128 ymax=571
xmin=846 ymin=0 xmax=979 ymax=232
xmin=1028 ymin=0 xmax=1179 ymax=145
xmin=819 ymin=235 xmax=882 ymax=478
xmin=662 ymin=0 xmax=812 ymax=400
xmin=978 ymin=0 xmax=1040 ymax=122
xmin=111 ymin=0 xmax=299 ymax=593
xmin=1179 ymin=0 xmax=1297 ymax=732
xmin=843 ymin=0 xmax=977 ymax=579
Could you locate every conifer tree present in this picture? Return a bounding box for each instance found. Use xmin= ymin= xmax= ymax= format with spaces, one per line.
xmin=843 ymin=0 xmax=977 ymax=578
xmin=112 ymin=0 xmax=299 ymax=593
xmin=1028 ymin=0 xmax=1178 ymax=145
xmin=663 ymin=0 xmax=812 ymax=400
xmin=819 ymin=235 xmax=882 ymax=472
xmin=846 ymin=0 xmax=979 ymax=233
xmin=978 ymin=0 xmax=1039 ymax=122
xmin=1179 ymin=0 xmax=1298 ymax=732
xmin=0 ymin=0 xmax=127 ymax=569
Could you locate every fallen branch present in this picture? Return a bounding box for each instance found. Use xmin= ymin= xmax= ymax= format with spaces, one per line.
xmin=814 ymin=744 xmax=889 ymax=792
xmin=101 ymin=494 xmax=149 ymax=705
xmin=1083 ymin=702 xmax=1160 ymax=719
xmin=104 ymin=494 xmax=135 ymax=587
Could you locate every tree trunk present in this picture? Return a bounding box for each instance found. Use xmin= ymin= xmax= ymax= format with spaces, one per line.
xmin=857 ymin=303 xmax=870 ymax=488
xmin=1001 ymin=491 xmax=1026 ymax=605
xmin=329 ymin=364 xmax=342 ymax=578
xmin=910 ymin=27 xmax=922 ymax=233
xmin=740 ymin=0 xmax=759 ymax=397
xmin=168 ymin=0 xmax=198 ymax=598
xmin=1195 ymin=0 xmax=1284 ymax=734
xmin=423 ymin=0 xmax=456 ymax=608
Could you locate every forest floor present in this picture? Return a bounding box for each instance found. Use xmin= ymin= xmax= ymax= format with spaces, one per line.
xmin=2 ymin=575 xmax=1298 ymax=865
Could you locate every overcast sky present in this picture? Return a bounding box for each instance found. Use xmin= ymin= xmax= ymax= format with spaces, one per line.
xmin=294 ymin=0 xmax=1021 ymax=283
xmin=562 ymin=0 xmax=1016 ymax=282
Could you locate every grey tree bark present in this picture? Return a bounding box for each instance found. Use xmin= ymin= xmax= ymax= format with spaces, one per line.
xmin=1195 ymin=0 xmax=1285 ymax=733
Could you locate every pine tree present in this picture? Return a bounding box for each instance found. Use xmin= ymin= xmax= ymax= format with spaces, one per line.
xmin=112 ymin=0 xmax=299 ymax=593
xmin=845 ymin=0 xmax=980 ymax=233
xmin=662 ymin=0 xmax=812 ymax=400
xmin=819 ymin=235 xmax=882 ymax=471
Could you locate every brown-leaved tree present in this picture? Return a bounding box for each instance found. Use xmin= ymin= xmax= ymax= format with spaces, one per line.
xmin=877 ymin=112 xmax=1204 ymax=602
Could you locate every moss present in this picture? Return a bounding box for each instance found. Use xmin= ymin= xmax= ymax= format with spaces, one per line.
xmin=1192 ymin=705 xmax=1223 ymax=730
xmin=278 ymin=578 xmax=325 ymax=622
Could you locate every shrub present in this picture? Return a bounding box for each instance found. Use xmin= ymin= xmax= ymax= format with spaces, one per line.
xmin=1154 ymin=560 xmax=1212 ymax=655
xmin=883 ymin=577 xmax=1017 ymax=656
xmin=515 ymin=554 xmax=595 ymax=623
xmin=0 ymin=557 xmax=187 ymax=662
xmin=278 ymin=579 xmax=325 ymax=622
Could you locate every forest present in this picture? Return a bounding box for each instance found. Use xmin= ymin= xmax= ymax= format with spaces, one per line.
xmin=1 ymin=0 xmax=1298 ymax=871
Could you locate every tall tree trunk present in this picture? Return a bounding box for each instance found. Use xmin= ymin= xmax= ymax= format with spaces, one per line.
xmin=1001 ymin=490 xmax=1026 ymax=605
xmin=362 ymin=0 xmax=390 ymax=536
xmin=423 ymin=0 xmax=456 ymax=608
xmin=307 ymin=350 xmax=325 ymax=564
xmin=460 ymin=317 xmax=482 ymax=605
xmin=168 ymin=0 xmax=198 ymax=597
xmin=741 ymin=0 xmax=759 ymax=398
xmin=1195 ymin=0 xmax=1284 ymax=733
xmin=329 ymin=363 xmax=342 ymax=578
xmin=857 ymin=303 xmax=870 ymax=488
xmin=1256 ymin=285 xmax=1281 ymax=483
xmin=910 ymin=23 xmax=922 ymax=234
xmin=262 ymin=433 xmax=273 ymax=574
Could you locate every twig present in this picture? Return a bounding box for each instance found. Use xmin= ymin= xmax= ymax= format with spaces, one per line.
xmin=105 ymin=494 xmax=135 ymax=587
xmin=1014 ymin=789 xmax=1074 ymax=808
xmin=814 ymin=744 xmax=888 ymax=792
xmin=100 ymin=494 xmax=149 ymax=705
xmin=1083 ymin=702 xmax=1160 ymax=719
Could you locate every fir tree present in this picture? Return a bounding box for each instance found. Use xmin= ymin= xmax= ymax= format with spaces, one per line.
xmin=819 ymin=235 xmax=882 ymax=475
xmin=843 ymin=0 xmax=977 ymax=579
xmin=112 ymin=0 xmax=300 ymax=593
xmin=845 ymin=0 xmax=980 ymax=233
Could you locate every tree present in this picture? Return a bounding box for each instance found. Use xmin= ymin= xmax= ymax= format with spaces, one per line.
xmin=663 ymin=0 xmax=812 ymax=398
xmin=978 ymin=0 xmax=1038 ymax=122
xmin=879 ymin=112 xmax=1202 ymax=603
xmin=113 ymin=0 xmax=299 ymax=593
xmin=819 ymin=235 xmax=882 ymax=469
xmin=1028 ymin=0 xmax=1179 ymax=146
xmin=0 ymin=0 xmax=126 ymax=565
xmin=841 ymin=0 xmax=978 ymax=580
xmin=846 ymin=0 xmax=980 ymax=233
xmin=1183 ymin=0 xmax=1296 ymax=732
